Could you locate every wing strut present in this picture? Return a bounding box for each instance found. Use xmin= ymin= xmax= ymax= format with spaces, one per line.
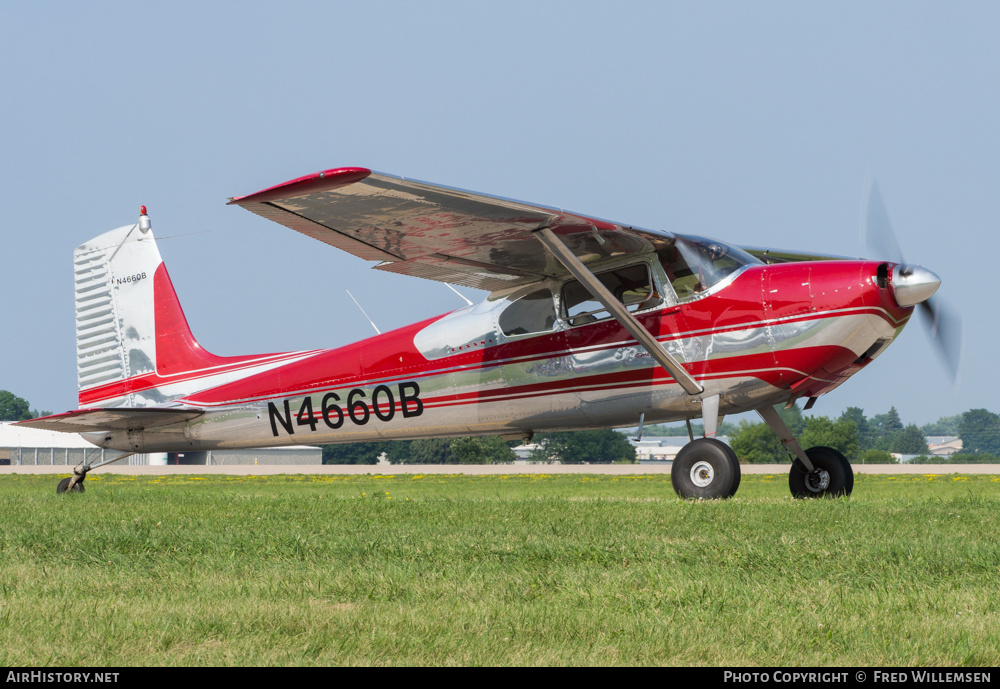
xmin=533 ymin=227 xmax=704 ymax=396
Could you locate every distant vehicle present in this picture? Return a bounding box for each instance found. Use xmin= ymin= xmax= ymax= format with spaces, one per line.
xmin=20 ymin=168 xmax=957 ymax=498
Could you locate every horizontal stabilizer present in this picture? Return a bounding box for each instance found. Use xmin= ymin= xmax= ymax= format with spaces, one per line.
xmin=15 ymin=408 xmax=203 ymax=433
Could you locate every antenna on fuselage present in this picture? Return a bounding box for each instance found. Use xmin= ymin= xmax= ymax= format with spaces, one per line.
xmin=345 ymin=290 xmax=381 ymax=335
xmin=445 ymin=283 xmax=473 ymax=306
xmin=633 ymin=412 xmax=645 ymax=442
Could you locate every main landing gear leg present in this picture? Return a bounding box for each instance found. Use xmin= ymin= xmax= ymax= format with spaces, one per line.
xmin=671 ymin=394 xmax=742 ymax=500
xmin=536 ymin=227 xmax=742 ymax=499
xmin=56 ymin=450 xmax=136 ymax=494
xmin=757 ymin=406 xmax=853 ymax=498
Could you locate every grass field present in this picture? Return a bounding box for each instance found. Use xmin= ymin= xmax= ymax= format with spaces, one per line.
xmin=1 ymin=472 xmax=998 ymax=666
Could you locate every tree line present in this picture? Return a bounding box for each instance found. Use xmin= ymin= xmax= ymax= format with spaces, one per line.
xmin=0 ymin=391 xmax=51 ymax=421
xmin=728 ymin=405 xmax=1000 ymax=464
xmin=321 ymin=429 xmax=636 ymax=465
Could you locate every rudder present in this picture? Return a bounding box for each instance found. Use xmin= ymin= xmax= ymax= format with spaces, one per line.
xmin=75 ymin=211 xmax=165 ymax=408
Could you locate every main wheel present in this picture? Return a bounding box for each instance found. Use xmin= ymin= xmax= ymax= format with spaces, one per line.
xmin=56 ymin=476 xmax=85 ymax=494
xmin=724 ymin=445 xmax=742 ymax=498
xmin=671 ymin=438 xmax=741 ymax=499
xmin=788 ymin=446 xmax=853 ymax=498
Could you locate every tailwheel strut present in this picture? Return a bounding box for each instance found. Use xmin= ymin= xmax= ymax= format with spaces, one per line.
xmin=56 ymin=451 xmax=136 ymax=494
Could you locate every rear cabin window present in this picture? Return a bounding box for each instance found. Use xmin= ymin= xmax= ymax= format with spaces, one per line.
xmin=561 ymin=264 xmax=658 ymax=327
xmin=498 ymin=288 xmax=557 ymax=336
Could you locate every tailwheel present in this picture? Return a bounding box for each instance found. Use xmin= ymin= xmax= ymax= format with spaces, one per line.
xmin=671 ymin=438 xmax=741 ymax=500
xmin=789 ymin=446 xmax=853 ymax=499
xmin=56 ymin=473 xmax=86 ymax=494
xmin=53 ymin=451 xmax=134 ymax=495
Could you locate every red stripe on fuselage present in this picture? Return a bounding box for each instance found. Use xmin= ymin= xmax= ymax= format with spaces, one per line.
xmin=267 ymin=344 xmax=854 ymax=424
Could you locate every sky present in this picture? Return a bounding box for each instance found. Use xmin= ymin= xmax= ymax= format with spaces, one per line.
xmin=1 ymin=1 xmax=996 ymax=427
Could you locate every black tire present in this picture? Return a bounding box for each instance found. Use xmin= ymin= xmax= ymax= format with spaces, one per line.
xmin=725 ymin=446 xmax=742 ymax=498
xmin=671 ymin=438 xmax=741 ymax=499
xmin=788 ymin=446 xmax=853 ymax=499
xmin=56 ymin=476 xmax=85 ymax=494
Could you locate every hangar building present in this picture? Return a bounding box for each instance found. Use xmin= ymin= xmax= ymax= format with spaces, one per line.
xmin=0 ymin=422 xmax=321 ymax=466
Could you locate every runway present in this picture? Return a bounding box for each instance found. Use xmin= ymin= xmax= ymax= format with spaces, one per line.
xmin=1 ymin=463 xmax=997 ymax=475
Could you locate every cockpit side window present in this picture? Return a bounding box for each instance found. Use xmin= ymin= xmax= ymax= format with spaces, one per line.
xmin=658 ymin=235 xmax=760 ymax=301
xmin=498 ymin=288 xmax=557 ymax=336
xmin=561 ymin=264 xmax=659 ymax=327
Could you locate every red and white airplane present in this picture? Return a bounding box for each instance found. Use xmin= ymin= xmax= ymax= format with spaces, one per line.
xmin=20 ymin=167 xmax=956 ymax=498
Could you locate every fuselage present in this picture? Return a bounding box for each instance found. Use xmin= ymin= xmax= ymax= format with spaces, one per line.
xmin=84 ymin=251 xmax=912 ymax=454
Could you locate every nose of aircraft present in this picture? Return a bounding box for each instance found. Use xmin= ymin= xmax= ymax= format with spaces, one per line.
xmin=891 ymin=264 xmax=941 ymax=307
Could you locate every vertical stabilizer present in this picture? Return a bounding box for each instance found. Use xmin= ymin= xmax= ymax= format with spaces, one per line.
xmin=75 ymin=213 xmax=165 ymax=408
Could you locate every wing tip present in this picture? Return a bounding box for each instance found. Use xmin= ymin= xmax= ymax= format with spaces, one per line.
xmin=228 ymin=167 xmax=372 ymax=206
xmin=14 ymin=411 xmax=79 ymax=427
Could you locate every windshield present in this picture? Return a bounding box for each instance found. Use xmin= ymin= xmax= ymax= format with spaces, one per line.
xmin=657 ymin=235 xmax=760 ymax=301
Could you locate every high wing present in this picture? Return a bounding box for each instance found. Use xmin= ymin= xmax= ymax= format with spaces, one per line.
xmin=16 ymin=408 xmax=203 ymax=433
xmin=228 ymin=168 xmax=675 ymax=291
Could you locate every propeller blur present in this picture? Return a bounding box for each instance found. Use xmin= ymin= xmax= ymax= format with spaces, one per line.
xmin=862 ymin=178 xmax=962 ymax=381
